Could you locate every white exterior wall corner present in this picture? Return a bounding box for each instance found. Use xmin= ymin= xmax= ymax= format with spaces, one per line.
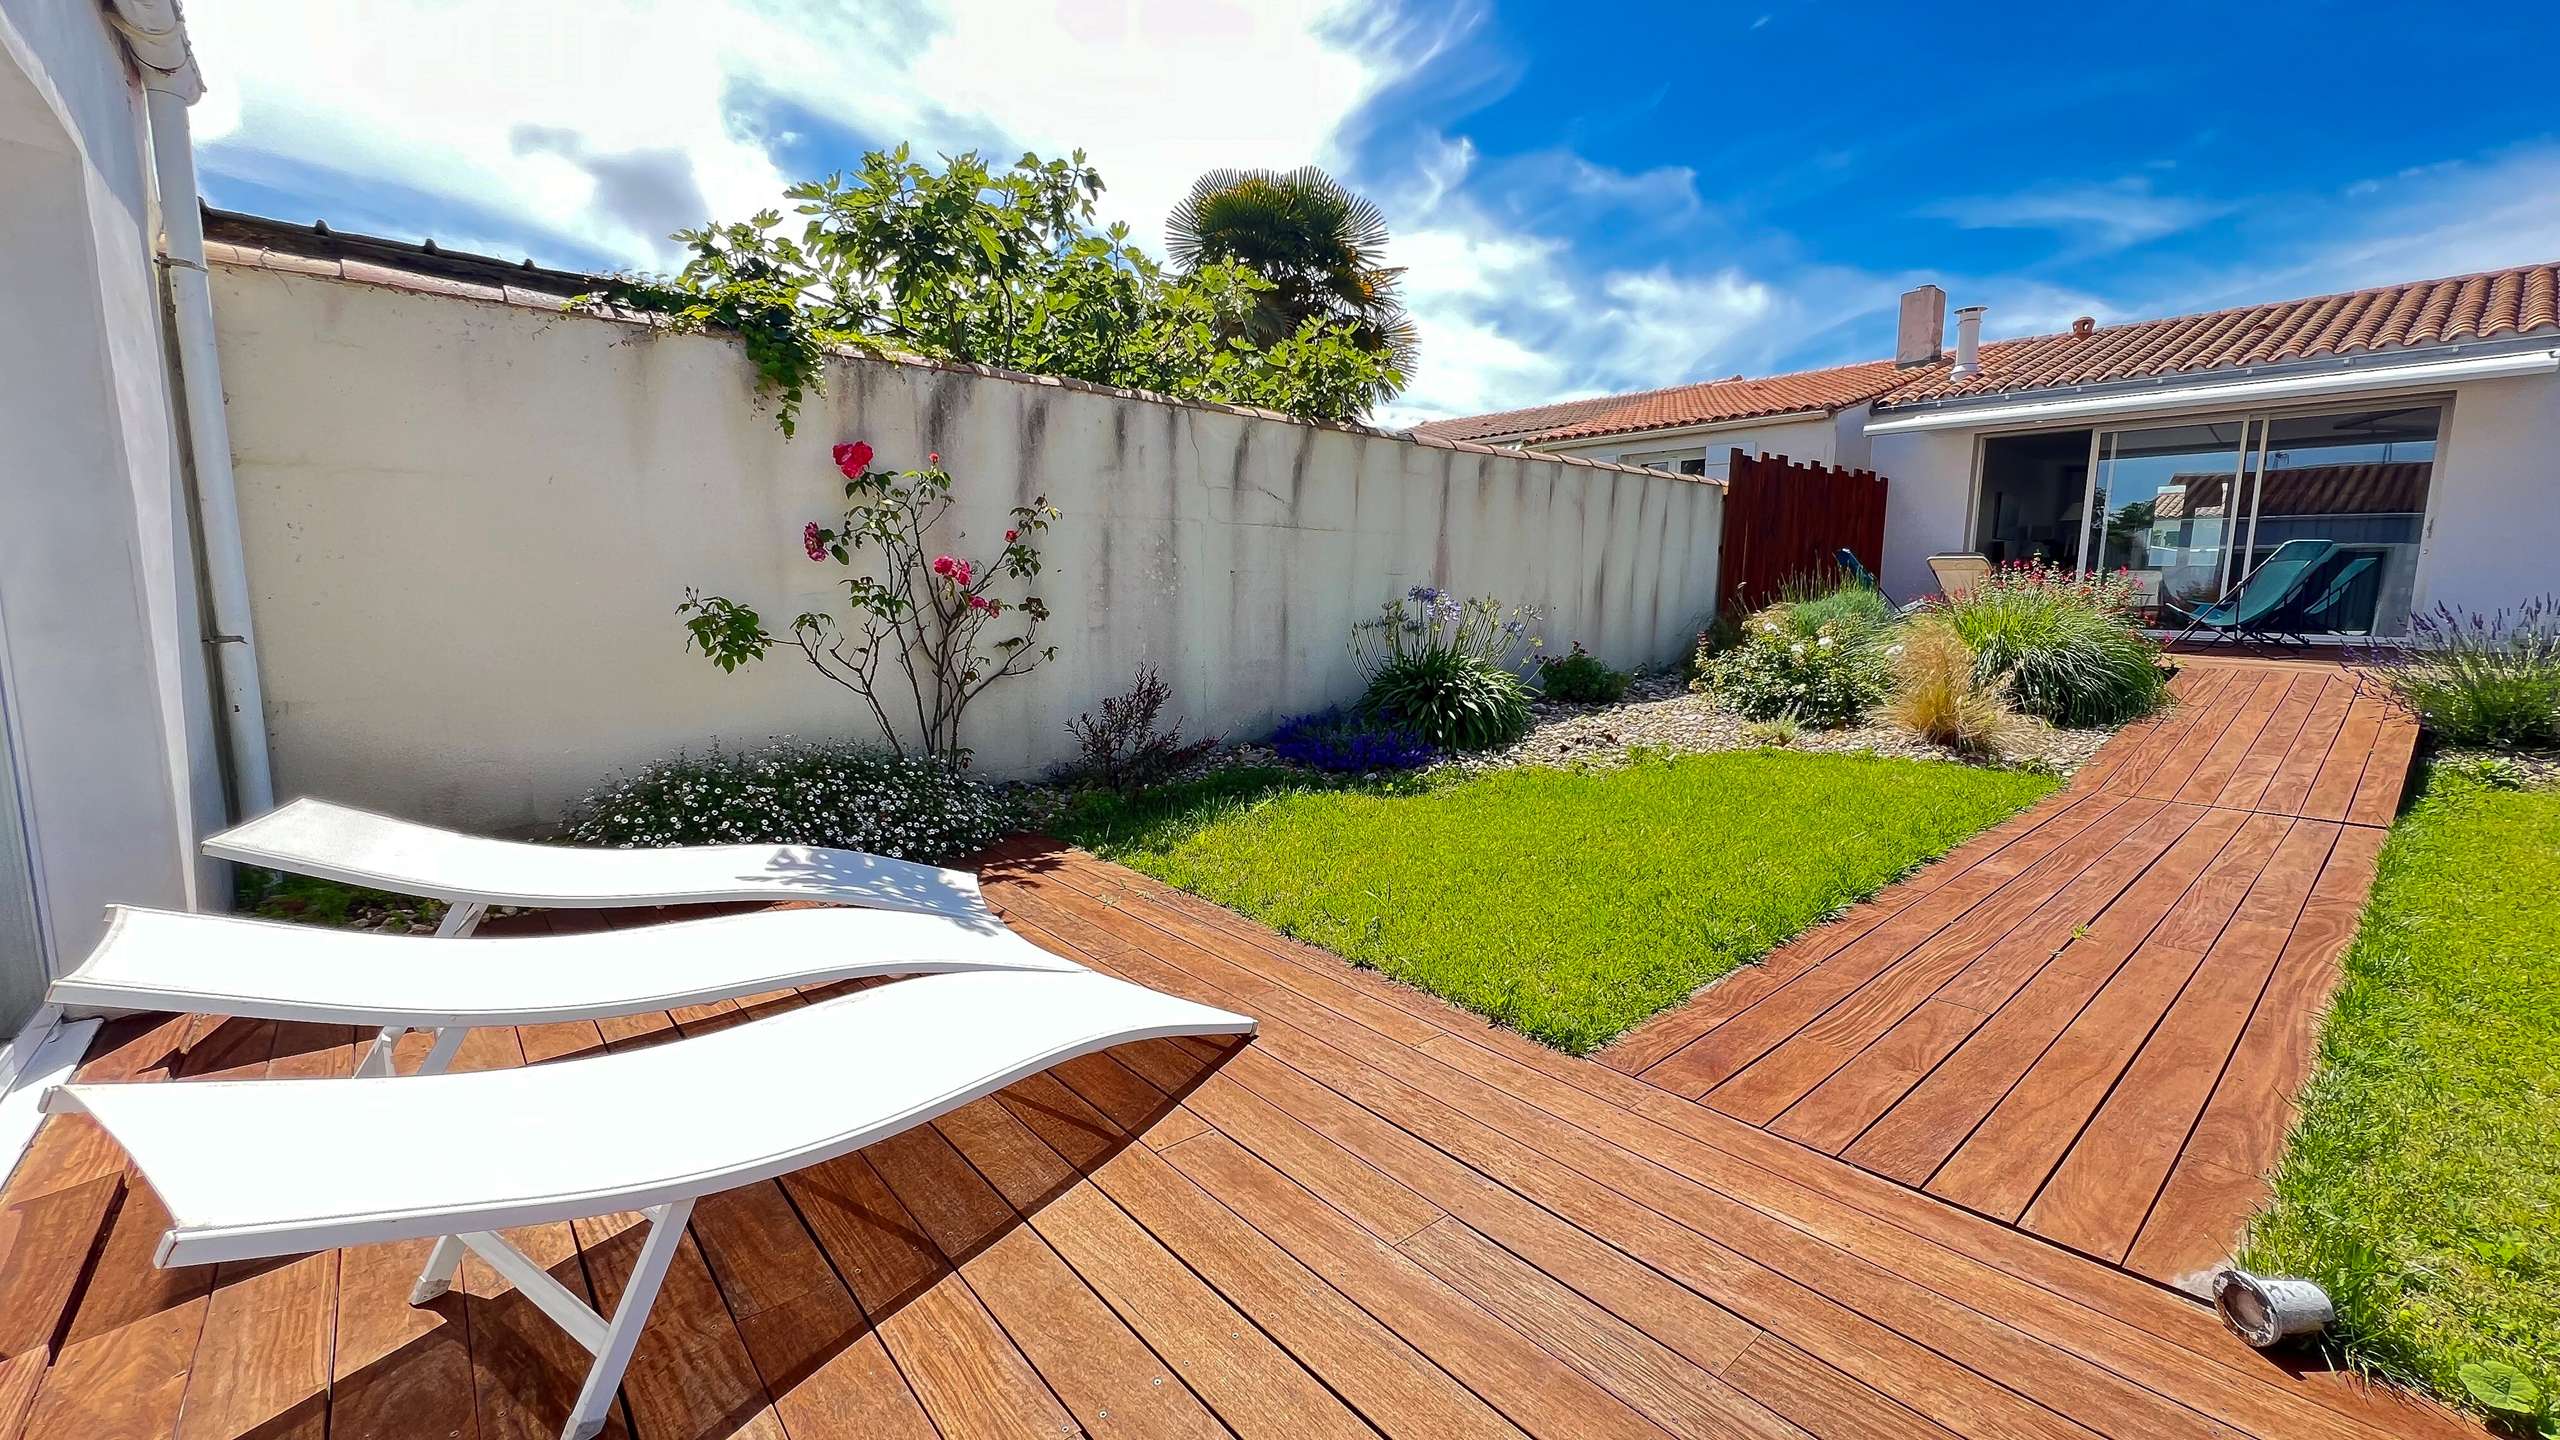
xmin=0 ymin=0 xmax=217 ymax=1009
xmin=209 ymin=263 xmax=1725 ymax=833
xmin=1867 ymin=371 xmax=2560 ymax=616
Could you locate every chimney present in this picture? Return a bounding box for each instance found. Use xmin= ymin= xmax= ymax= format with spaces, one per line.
xmin=1952 ymin=305 xmax=1985 ymax=378
xmin=1895 ymin=285 xmax=1946 ymax=367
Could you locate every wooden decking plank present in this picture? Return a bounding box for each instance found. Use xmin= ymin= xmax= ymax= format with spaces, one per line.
xmin=1602 ymin=793 xmax=2113 ymax=1077
xmin=2070 ymin=664 xmax=2220 ymax=797
xmin=0 ymin=1174 xmax=117 ymax=1360
xmin=2137 ymin=667 xmax=2264 ymax=801
xmin=172 ymin=1021 xmax=354 ymax=1440
xmin=865 ymin=1121 xmax=1231 ymax=1440
xmin=935 ymin=1092 xmax=1380 ymax=1440
xmin=2300 ymin=693 xmax=2388 ymax=822
xmin=1719 ymin=1335 xmax=1965 ymax=1440
xmin=780 ymin=1147 xmax=1082 ymax=1439
xmin=2022 ymin=821 xmax=2342 ymax=1261
xmin=2211 ymin=673 xmax=2323 ymax=812
xmin=1396 ymin=1217 xmax=1813 ymax=1440
xmin=998 ymin=1072 xmax=1528 ymax=1440
xmin=1013 ymin=850 xmax=2472 ymax=1440
xmin=1218 ymin=893 xmax=2473 ymax=1440
xmin=1020 ymin=884 xmax=2233 ymax=1440
xmin=1702 ymin=798 xmax=2167 ymax=1124
xmin=1159 ymin=1125 xmax=1673 ymax=1440
xmin=2098 ymin=664 xmax=2235 ymax=797
xmin=1009 ymin=886 xmax=2110 ymax=1440
xmin=2124 ymin=825 xmax=2388 ymax=1289
xmin=2172 ymin=672 xmax=2296 ymax=805
xmin=1710 ymin=794 xmax=2191 ymax=1122
xmin=2255 ymin=674 xmax=2357 ymax=814
xmin=1646 ymin=794 xmax=2137 ymax=1097
xmin=1766 ymin=1001 xmax=1982 ymax=1154
xmin=2346 ymin=704 xmax=2419 ymax=827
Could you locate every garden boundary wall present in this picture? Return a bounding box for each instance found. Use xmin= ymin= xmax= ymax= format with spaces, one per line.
xmin=205 ymin=240 xmax=1725 ymax=832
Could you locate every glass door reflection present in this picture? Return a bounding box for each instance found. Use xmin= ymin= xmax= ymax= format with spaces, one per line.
xmin=2085 ymin=420 xmax=2253 ymax=625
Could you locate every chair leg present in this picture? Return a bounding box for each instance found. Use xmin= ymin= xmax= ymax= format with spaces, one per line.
xmin=435 ymin=901 xmax=490 ymax=938
xmin=561 ymin=1198 xmax=693 ymax=1440
xmin=416 ymin=1027 xmax=469 ymax=1076
xmin=409 ymin=1234 xmax=468 ymax=1304
xmin=355 ymin=1025 xmax=408 ymax=1078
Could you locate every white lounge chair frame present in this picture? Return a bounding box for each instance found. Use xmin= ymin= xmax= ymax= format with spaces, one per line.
xmin=48 ymin=968 xmax=1252 ymax=1440
xmin=50 ymin=904 xmax=1080 ymax=1078
xmin=205 ymin=797 xmax=992 ymax=938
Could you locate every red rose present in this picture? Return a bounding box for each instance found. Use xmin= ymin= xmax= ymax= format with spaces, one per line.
xmin=832 ymin=441 xmax=874 ymax=478
xmin=803 ymin=521 xmax=826 ymax=562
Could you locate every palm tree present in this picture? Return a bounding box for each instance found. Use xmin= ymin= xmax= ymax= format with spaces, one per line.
xmin=1166 ymin=166 xmax=1417 ymax=401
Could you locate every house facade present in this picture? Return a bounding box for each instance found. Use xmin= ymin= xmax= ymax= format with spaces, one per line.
xmin=1422 ymin=267 xmax=2560 ymax=637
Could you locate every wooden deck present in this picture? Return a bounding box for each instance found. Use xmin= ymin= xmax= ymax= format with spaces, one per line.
xmin=1606 ymin=659 xmax=2421 ymax=1292
xmin=0 ymin=806 xmax=2474 ymax=1439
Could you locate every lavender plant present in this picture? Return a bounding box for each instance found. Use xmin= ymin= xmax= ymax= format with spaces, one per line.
xmin=2365 ymin=599 xmax=2560 ymax=748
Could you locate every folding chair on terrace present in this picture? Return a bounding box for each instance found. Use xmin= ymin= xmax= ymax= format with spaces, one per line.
xmin=206 ymin=797 xmax=990 ymax=935
xmin=47 ymin=968 xmax=1255 ymax=1440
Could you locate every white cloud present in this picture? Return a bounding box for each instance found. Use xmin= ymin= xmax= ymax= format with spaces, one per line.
xmin=186 ymin=0 xmax=1414 ymax=266
xmin=1923 ymin=176 xmax=2226 ymax=251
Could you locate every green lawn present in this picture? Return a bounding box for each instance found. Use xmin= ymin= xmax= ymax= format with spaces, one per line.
xmin=2242 ymin=767 xmax=2560 ymax=1428
xmin=1057 ymin=750 xmax=2054 ymax=1054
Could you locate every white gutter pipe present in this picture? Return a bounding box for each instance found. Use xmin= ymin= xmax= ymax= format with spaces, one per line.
xmin=116 ymin=2 xmax=275 ymax=813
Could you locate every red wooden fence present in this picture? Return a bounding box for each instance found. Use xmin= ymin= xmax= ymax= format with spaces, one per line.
xmin=1716 ymin=449 xmax=1888 ymax=615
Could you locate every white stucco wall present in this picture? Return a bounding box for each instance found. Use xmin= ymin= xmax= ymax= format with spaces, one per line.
xmin=210 ymin=258 xmax=1725 ymax=834
xmin=1545 ymin=413 xmax=1844 ymax=484
xmin=1869 ymin=374 xmax=2560 ymax=618
xmin=2426 ymin=374 xmax=2560 ymax=619
xmin=0 ymin=0 xmax=221 ymax=1021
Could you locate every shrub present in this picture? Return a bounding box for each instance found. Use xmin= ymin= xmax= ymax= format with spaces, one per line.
xmin=1349 ymin=586 xmax=1546 ymax=752
xmin=1887 ymin=616 xmax=2033 ymax=757
xmin=2367 ymin=600 xmax=2560 ymax=748
xmin=1701 ymin=612 xmax=1890 ymax=727
xmin=1774 ymin=574 xmax=1897 ymax=641
xmin=1362 ymin=649 xmax=1535 ymax=750
xmin=568 ymin=739 xmax=1014 ymax=863
xmin=1536 ymin=643 xmax=1630 ymax=703
xmin=1269 ymin=708 xmax=1437 ymax=773
xmin=1061 ymin=664 xmax=1218 ymax=793
xmin=1937 ymin=561 xmax=2166 ymax=726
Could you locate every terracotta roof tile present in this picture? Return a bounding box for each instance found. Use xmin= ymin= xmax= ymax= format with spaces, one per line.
xmin=1885 ymin=260 xmax=2560 ymax=407
xmin=1410 ymin=359 xmax=1916 ymax=444
xmin=1417 ymin=260 xmax=2560 ymax=446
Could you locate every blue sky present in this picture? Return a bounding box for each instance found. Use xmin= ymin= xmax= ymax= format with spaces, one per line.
xmin=187 ymin=2 xmax=2560 ymax=425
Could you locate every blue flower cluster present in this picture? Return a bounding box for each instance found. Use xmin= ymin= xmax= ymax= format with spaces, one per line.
xmin=1268 ymin=707 xmax=1438 ymax=773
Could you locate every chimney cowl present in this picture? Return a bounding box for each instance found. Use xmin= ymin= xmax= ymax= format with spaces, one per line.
xmin=1951 ymin=305 xmax=1986 ymax=378
xmin=1896 ymin=285 xmax=1946 ymax=367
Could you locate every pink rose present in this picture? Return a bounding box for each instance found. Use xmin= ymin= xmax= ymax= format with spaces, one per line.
xmin=930 ymin=554 xmax=957 ymax=578
xmin=952 ymin=560 xmax=974 ymax=587
xmin=832 ymin=441 xmax=874 ymax=478
xmin=928 ymin=451 xmax=941 ymax=465
xmin=1004 ymin=528 xmax=1018 ymax=543
xmin=803 ymin=522 xmax=826 ymax=562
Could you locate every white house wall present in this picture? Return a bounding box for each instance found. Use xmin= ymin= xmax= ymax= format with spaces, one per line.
xmin=0 ymin=0 xmax=219 ymax=1017
xmin=1545 ymin=414 xmax=1841 ymax=482
xmin=1870 ymin=373 xmax=2560 ymax=618
xmin=210 ymin=262 xmax=1725 ymax=834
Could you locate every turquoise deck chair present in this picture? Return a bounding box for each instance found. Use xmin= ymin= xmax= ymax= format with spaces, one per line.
xmin=2276 ymin=553 xmax=2379 ymax=638
xmin=2168 ymin=539 xmax=2336 ymax=646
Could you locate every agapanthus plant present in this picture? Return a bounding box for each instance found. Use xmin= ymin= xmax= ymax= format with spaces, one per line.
xmin=1345 ymin=586 xmax=1548 ymax=752
xmin=677 ymin=443 xmax=1059 ymax=761
xmin=1349 ymin=586 xmax=1546 ymax=678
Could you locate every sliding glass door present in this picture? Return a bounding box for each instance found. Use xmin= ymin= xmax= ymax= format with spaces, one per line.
xmin=2070 ymin=403 xmax=2439 ymax=636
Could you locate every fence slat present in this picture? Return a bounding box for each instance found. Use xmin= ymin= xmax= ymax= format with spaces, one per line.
xmin=1715 ymin=450 xmax=1889 ymax=615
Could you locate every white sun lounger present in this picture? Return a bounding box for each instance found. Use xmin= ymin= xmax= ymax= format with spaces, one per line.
xmin=47 ymin=968 xmax=1252 ymax=1440
xmin=49 ymin=904 xmax=1081 ymax=1077
xmin=204 ymin=797 xmax=991 ymax=936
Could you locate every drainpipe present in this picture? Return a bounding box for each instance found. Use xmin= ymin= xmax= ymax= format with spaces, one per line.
xmin=111 ymin=0 xmax=277 ymax=814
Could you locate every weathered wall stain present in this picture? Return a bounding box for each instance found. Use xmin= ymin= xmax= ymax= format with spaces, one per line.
xmin=212 ymin=263 xmax=1723 ymax=830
